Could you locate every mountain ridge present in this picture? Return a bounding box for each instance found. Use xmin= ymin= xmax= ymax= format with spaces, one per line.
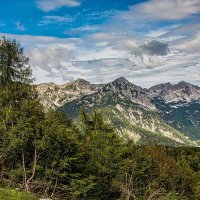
xmin=37 ymin=77 xmax=200 ymax=108
xmin=36 ymin=77 xmax=200 ymax=146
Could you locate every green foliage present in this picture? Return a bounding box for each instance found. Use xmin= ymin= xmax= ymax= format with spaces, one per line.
xmin=70 ymin=175 xmax=96 ymax=198
xmin=36 ymin=110 xmax=87 ymax=199
xmin=160 ymin=192 xmax=182 ymax=200
xmin=0 ymin=189 xmax=37 ymax=200
xmin=78 ymin=108 xmax=127 ymax=199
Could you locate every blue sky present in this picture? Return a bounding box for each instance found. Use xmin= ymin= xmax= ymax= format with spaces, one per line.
xmin=0 ymin=0 xmax=200 ymax=87
xmin=0 ymin=0 xmax=138 ymax=37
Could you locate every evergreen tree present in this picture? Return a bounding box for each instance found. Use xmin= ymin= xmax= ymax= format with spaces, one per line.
xmin=0 ymin=37 xmax=42 ymax=191
xmin=79 ymin=108 xmax=126 ymax=199
xmin=0 ymin=36 xmax=36 ymax=146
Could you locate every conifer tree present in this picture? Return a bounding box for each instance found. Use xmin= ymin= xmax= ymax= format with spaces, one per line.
xmin=0 ymin=36 xmax=36 ymax=134
xmin=0 ymin=37 xmax=41 ymax=190
xmin=79 ymin=108 xmax=126 ymax=199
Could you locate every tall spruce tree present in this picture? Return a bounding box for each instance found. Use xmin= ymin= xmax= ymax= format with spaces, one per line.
xmin=0 ymin=36 xmax=35 ymax=131
xmin=0 ymin=37 xmax=42 ymax=190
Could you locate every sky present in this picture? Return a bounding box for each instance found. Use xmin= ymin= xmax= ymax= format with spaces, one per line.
xmin=0 ymin=0 xmax=200 ymax=87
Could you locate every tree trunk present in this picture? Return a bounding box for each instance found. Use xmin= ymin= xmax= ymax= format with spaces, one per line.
xmin=27 ymin=147 xmax=37 ymax=185
xmin=22 ymin=147 xmax=37 ymax=192
xmin=22 ymin=150 xmax=28 ymax=191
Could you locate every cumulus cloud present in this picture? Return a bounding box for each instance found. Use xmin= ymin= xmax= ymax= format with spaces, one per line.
xmin=27 ymin=44 xmax=75 ymax=81
xmin=140 ymin=40 xmax=169 ymax=56
xmin=36 ymin=0 xmax=81 ymax=12
xmin=32 ymin=0 xmax=200 ymax=87
xmin=2 ymin=31 xmax=198 ymax=87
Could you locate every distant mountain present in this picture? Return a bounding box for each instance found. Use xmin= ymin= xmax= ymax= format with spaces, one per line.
xmin=36 ymin=78 xmax=200 ymax=146
xmin=36 ymin=78 xmax=103 ymax=109
xmin=148 ymin=81 xmax=200 ymax=103
xmin=98 ymin=77 xmax=156 ymax=110
xmin=148 ymin=81 xmax=200 ymax=143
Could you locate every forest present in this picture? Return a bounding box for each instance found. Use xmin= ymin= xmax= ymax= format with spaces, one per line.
xmin=0 ymin=37 xmax=200 ymax=200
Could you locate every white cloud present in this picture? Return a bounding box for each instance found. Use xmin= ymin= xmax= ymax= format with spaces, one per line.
xmin=77 ymin=46 xmax=126 ymax=61
xmin=38 ymin=15 xmax=73 ymax=26
xmin=172 ymin=31 xmax=200 ymax=52
xmin=72 ymin=25 xmax=99 ymax=32
xmin=87 ymin=10 xmax=116 ymax=20
xmin=147 ymin=29 xmax=169 ymax=38
xmin=120 ymin=0 xmax=200 ymax=21
xmin=36 ymin=0 xmax=81 ymax=12
xmin=28 ymin=44 xmax=75 ymax=82
xmin=90 ymin=33 xmax=114 ymax=41
xmin=0 ymin=33 xmax=79 ymax=47
xmin=15 ymin=22 xmax=26 ymax=31
xmin=64 ymin=25 xmax=100 ymax=36
xmin=160 ymin=23 xmax=200 ymax=40
xmin=1 ymin=13 xmax=200 ymax=87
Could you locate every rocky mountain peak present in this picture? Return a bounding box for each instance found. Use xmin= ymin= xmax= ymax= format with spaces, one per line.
xmin=149 ymin=81 xmax=200 ymax=103
xmin=100 ymin=77 xmax=155 ymax=110
xmin=149 ymin=82 xmax=172 ymax=91
xmin=36 ymin=78 xmax=200 ymax=110
xmin=60 ymin=78 xmax=90 ymax=88
xmin=176 ymin=81 xmax=190 ymax=89
xmin=36 ymin=78 xmax=102 ymax=109
xmin=74 ymin=78 xmax=90 ymax=85
xmin=110 ymin=77 xmax=142 ymax=90
xmin=113 ymin=77 xmax=129 ymax=84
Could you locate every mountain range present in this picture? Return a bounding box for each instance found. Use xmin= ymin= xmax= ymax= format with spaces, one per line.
xmin=36 ymin=77 xmax=200 ymax=146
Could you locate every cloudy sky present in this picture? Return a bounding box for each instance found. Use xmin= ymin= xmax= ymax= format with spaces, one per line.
xmin=0 ymin=0 xmax=200 ymax=87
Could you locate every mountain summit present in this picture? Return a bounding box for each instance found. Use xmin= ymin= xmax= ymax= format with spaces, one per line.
xmin=113 ymin=77 xmax=130 ymax=84
xmin=149 ymin=81 xmax=200 ymax=103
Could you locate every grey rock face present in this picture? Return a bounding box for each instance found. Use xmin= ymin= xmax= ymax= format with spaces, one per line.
xmin=36 ymin=79 xmax=103 ymax=108
xmin=101 ymin=77 xmax=156 ymax=110
xmin=148 ymin=81 xmax=200 ymax=103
